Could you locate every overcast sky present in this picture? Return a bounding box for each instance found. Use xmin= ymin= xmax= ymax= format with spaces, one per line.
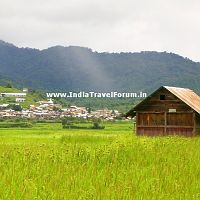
xmin=0 ymin=0 xmax=199 ymax=61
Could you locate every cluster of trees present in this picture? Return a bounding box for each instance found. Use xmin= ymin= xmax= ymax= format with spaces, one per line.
xmin=7 ymin=104 xmax=22 ymax=111
xmin=0 ymin=118 xmax=33 ymax=128
xmin=61 ymin=117 xmax=105 ymax=129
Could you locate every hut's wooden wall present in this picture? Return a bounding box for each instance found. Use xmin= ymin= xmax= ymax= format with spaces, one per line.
xmin=136 ymin=112 xmax=194 ymax=136
xmin=135 ymin=88 xmax=196 ymax=136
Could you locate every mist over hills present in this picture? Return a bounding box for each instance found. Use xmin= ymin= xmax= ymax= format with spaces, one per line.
xmin=0 ymin=40 xmax=200 ymax=94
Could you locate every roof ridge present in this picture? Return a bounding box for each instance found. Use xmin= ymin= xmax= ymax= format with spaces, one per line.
xmin=164 ymin=86 xmax=192 ymax=91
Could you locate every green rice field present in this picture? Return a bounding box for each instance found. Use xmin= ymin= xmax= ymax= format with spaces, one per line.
xmin=0 ymin=121 xmax=200 ymax=199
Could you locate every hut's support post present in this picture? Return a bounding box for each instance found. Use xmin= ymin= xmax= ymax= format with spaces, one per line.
xmin=133 ymin=121 xmax=136 ymax=134
xmin=193 ymin=112 xmax=196 ymax=136
xmin=164 ymin=112 xmax=167 ymax=135
xmin=135 ymin=113 xmax=138 ymax=135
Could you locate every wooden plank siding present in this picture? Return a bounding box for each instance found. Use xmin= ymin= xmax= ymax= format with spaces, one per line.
xmin=134 ymin=87 xmax=197 ymax=136
xmin=136 ymin=112 xmax=195 ymax=136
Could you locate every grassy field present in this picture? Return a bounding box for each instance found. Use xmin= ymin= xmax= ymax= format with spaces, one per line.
xmin=0 ymin=121 xmax=200 ymax=199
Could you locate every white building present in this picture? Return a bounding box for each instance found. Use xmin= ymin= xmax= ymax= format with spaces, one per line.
xmin=23 ymin=88 xmax=28 ymax=92
xmin=1 ymin=93 xmax=27 ymax=97
xmin=0 ymin=104 xmax=9 ymax=109
xmin=38 ymin=99 xmax=54 ymax=105
xmin=16 ymin=98 xmax=26 ymax=102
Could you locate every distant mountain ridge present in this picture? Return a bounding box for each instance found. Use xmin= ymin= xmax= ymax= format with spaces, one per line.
xmin=0 ymin=40 xmax=200 ymax=94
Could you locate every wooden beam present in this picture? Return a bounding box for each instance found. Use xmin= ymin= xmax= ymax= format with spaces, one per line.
xmin=137 ymin=111 xmax=193 ymax=114
xmin=136 ymin=113 xmax=138 ymax=136
xmin=137 ymin=125 xmax=193 ymax=128
xmin=193 ymin=112 xmax=196 ymax=136
xmin=164 ymin=112 xmax=167 ymax=135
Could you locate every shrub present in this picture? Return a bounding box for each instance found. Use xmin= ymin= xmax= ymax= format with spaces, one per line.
xmin=91 ymin=122 xmax=105 ymax=129
xmin=0 ymin=122 xmax=33 ymax=128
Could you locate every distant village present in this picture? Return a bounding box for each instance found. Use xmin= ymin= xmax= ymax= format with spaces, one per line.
xmin=0 ymin=89 xmax=122 ymax=120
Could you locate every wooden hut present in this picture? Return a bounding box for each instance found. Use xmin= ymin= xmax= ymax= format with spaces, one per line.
xmin=126 ymin=86 xmax=200 ymax=136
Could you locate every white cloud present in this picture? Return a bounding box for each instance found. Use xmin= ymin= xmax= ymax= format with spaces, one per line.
xmin=0 ymin=0 xmax=200 ymax=61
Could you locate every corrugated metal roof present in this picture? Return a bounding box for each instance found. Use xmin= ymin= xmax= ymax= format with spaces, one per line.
xmin=126 ymin=86 xmax=200 ymax=117
xmin=164 ymin=86 xmax=200 ymax=114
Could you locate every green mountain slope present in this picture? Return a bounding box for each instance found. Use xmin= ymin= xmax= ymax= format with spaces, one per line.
xmin=0 ymin=40 xmax=200 ymax=94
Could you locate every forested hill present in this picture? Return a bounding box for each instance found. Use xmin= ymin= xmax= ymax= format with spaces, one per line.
xmin=0 ymin=40 xmax=200 ymax=93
